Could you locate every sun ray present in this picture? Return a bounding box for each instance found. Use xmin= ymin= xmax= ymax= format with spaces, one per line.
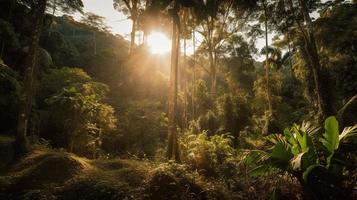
xmin=147 ymin=32 xmax=171 ymax=54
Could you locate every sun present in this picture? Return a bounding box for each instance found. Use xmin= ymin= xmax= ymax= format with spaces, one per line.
xmin=147 ymin=32 xmax=171 ymax=54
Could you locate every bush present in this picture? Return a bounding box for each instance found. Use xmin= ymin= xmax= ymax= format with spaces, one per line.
xmin=245 ymin=117 xmax=357 ymax=199
xmin=39 ymin=67 xmax=117 ymax=157
xmin=180 ymin=132 xmax=236 ymax=178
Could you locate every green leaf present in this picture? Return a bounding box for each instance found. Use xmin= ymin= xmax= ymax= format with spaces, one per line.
xmin=320 ymin=116 xmax=339 ymax=153
xmin=270 ymin=142 xmax=294 ymax=169
xmin=248 ymin=165 xmax=271 ymax=177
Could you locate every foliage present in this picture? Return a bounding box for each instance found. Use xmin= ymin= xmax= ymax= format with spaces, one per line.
xmin=39 ymin=67 xmax=117 ymax=157
xmin=0 ymin=63 xmax=20 ymax=132
xmin=0 ymin=19 xmax=19 ymax=51
xmin=180 ymin=132 xmax=235 ymax=177
xmin=194 ymin=79 xmax=213 ymax=114
xmin=216 ymin=94 xmax=251 ymax=145
xmin=245 ymin=116 xmax=357 ymax=199
xmin=105 ymin=101 xmax=167 ymax=158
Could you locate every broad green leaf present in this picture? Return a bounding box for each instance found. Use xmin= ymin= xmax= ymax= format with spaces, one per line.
xmin=320 ymin=116 xmax=339 ymax=153
xmin=284 ymin=128 xmax=299 ymax=155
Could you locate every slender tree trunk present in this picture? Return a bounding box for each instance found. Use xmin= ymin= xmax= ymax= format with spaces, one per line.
xmin=16 ymin=0 xmax=48 ymax=155
xmin=298 ymin=0 xmax=333 ymax=120
xmin=263 ymin=1 xmax=273 ymax=135
xmin=207 ymin=17 xmax=216 ymax=95
xmin=167 ymin=3 xmax=180 ymax=161
xmin=192 ymin=28 xmax=196 ymax=120
xmin=93 ymin=32 xmax=97 ymax=55
xmin=129 ymin=17 xmax=137 ymax=55
xmin=183 ymin=38 xmax=188 ymax=129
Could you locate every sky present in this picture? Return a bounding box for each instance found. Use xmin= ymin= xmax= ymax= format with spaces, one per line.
xmin=73 ymin=0 xmax=270 ymax=61
xmin=74 ymin=0 xmax=133 ymax=37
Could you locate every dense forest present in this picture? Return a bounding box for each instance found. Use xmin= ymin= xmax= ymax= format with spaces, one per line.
xmin=0 ymin=0 xmax=356 ymax=199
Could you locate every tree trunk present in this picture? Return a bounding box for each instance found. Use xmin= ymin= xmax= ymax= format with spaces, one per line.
xmin=207 ymin=17 xmax=216 ymax=95
xmin=129 ymin=16 xmax=137 ymax=55
xmin=183 ymin=38 xmax=188 ymax=129
xmin=16 ymin=0 xmax=48 ymax=155
xmin=298 ymin=0 xmax=333 ymax=120
xmin=167 ymin=4 xmax=180 ymax=162
xmin=93 ymin=32 xmax=97 ymax=55
xmin=263 ymin=1 xmax=273 ymax=135
xmin=192 ymin=28 xmax=196 ymax=120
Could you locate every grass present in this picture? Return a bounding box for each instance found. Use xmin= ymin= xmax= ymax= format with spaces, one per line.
xmin=0 ymin=146 xmax=305 ymax=199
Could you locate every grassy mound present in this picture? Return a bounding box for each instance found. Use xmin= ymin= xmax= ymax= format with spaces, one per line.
xmin=0 ymin=149 xmax=92 ymax=199
xmin=0 ymin=149 xmax=232 ymax=199
xmin=56 ymin=177 xmax=130 ymax=200
xmin=144 ymin=163 xmax=226 ymax=200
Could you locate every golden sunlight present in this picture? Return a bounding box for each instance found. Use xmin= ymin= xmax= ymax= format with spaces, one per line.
xmin=147 ymin=32 xmax=171 ymax=54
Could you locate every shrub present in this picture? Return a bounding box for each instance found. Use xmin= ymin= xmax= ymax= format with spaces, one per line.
xmin=245 ymin=116 xmax=357 ymax=199
xmin=39 ymin=67 xmax=117 ymax=157
xmin=180 ymin=132 xmax=236 ymax=177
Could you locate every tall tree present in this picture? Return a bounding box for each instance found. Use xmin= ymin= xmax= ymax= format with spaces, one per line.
xmin=47 ymin=0 xmax=84 ymax=37
xmin=113 ymin=0 xmax=146 ymax=55
xmin=196 ymin=0 xmax=234 ymax=95
xmin=81 ymin=12 xmax=110 ymax=55
xmin=296 ymin=0 xmax=333 ymax=119
xmin=262 ymin=0 xmax=273 ymax=134
xmin=16 ymin=0 xmax=49 ymax=154
xmin=196 ymin=0 xmax=252 ymax=95
xmin=167 ymin=0 xmax=181 ymax=161
xmin=15 ymin=0 xmax=83 ymax=155
xmin=160 ymin=0 xmax=203 ymax=161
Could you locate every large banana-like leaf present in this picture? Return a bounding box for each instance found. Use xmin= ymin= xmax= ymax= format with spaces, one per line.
xmin=320 ymin=116 xmax=339 ymax=153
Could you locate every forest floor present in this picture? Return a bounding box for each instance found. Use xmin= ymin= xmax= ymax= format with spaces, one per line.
xmin=0 ymin=145 xmax=304 ymax=200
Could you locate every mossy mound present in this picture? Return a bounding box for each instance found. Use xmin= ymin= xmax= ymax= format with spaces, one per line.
xmin=0 ymin=151 xmax=229 ymax=200
xmin=56 ymin=178 xmax=131 ymax=200
xmin=144 ymin=163 xmax=225 ymax=200
xmin=145 ymin=171 xmax=206 ymax=200
xmin=1 ymin=149 xmax=92 ymax=199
